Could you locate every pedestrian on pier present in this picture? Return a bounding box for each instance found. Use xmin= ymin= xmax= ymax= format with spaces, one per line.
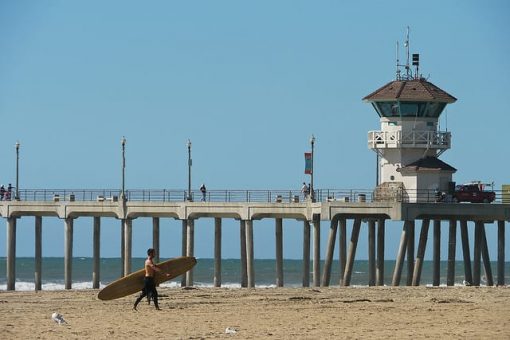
xmin=301 ymin=182 xmax=309 ymax=198
xmin=200 ymin=184 xmax=207 ymax=201
xmin=5 ymin=184 xmax=12 ymax=200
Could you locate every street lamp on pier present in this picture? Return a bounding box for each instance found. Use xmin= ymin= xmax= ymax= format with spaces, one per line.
xmin=121 ymin=136 xmax=126 ymax=201
xmin=310 ymin=135 xmax=315 ymax=202
xmin=15 ymin=141 xmax=20 ymax=200
xmin=187 ymin=139 xmax=192 ymax=201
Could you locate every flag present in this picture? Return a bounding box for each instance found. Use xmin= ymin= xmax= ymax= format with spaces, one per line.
xmin=304 ymin=152 xmax=312 ymax=174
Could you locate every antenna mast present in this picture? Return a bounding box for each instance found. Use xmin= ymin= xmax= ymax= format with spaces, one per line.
xmin=405 ymin=26 xmax=410 ymax=79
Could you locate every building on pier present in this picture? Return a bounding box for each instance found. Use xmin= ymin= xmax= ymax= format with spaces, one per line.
xmin=364 ymin=31 xmax=457 ymax=202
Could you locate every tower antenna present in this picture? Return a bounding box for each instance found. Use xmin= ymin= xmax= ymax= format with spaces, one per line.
xmin=405 ymin=26 xmax=410 ymax=79
xmin=396 ymin=41 xmax=401 ymax=80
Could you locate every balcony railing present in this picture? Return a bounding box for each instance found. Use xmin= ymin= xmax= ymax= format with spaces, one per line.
xmin=368 ymin=130 xmax=451 ymax=149
xmin=0 ymin=188 xmax=506 ymax=204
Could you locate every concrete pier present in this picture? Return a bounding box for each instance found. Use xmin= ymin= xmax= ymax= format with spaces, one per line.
xmin=1 ymin=198 xmax=508 ymax=290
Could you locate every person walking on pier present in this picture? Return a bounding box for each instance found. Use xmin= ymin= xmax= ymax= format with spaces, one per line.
xmin=133 ymin=248 xmax=170 ymax=311
xmin=200 ymin=183 xmax=207 ymax=202
xmin=301 ymin=182 xmax=309 ymax=199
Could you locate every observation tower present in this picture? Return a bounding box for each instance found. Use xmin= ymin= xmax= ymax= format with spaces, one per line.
xmin=363 ymin=29 xmax=457 ymax=202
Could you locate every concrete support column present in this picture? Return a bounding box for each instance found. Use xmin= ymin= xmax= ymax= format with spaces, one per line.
xmin=447 ymin=219 xmax=457 ymax=286
xmin=181 ymin=220 xmax=187 ymax=287
xmin=120 ymin=219 xmax=125 ymax=277
xmin=412 ymin=219 xmax=430 ymax=286
xmin=376 ymin=218 xmax=385 ymax=286
xmin=240 ymin=220 xmax=247 ymax=287
xmin=35 ymin=216 xmax=42 ymax=291
xmin=6 ymin=217 xmax=17 ymax=291
xmin=392 ymin=221 xmax=409 ymax=286
xmin=302 ymin=220 xmax=310 ymax=287
xmin=245 ymin=220 xmax=255 ymax=288
xmin=481 ymin=226 xmax=494 ymax=286
xmin=433 ymin=220 xmax=441 ymax=286
xmin=343 ymin=218 xmax=362 ymax=286
xmin=93 ymin=217 xmax=100 ymax=289
xmin=459 ymin=220 xmax=473 ymax=285
xmin=338 ymin=218 xmax=347 ymax=286
xmin=152 ymin=217 xmax=160 ymax=263
xmin=473 ymin=221 xmax=482 ymax=286
xmin=64 ymin=218 xmax=74 ymax=290
xmin=312 ymin=217 xmax=320 ymax=287
xmin=185 ymin=219 xmax=195 ymax=286
xmin=368 ymin=219 xmax=376 ymax=286
xmin=123 ymin=219 xmax=132 ymax=276
xmin=214 ymin=218 xmax=222 ymax=287
xmin=497 ymin=220 xmax=505 ymax=286
xmin=406 ymin=220 xmax=415 ymax=286
xmin=322 ymin=218 xmax=338 ymax=287
xmin=275 ymin=218 xmax=283 ymax=287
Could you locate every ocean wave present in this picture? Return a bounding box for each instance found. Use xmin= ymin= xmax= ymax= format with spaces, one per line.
xmin=0 ymin=281 xmax=284 ymax=291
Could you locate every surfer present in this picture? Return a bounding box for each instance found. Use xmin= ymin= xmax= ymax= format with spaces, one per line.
xmin=133 ymin=248 xmax=171 ymax=311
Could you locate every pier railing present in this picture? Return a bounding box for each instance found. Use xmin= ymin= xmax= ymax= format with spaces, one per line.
xmin=6 ymin=188 xmax=507 ymax=203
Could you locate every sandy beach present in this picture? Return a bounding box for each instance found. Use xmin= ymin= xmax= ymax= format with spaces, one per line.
xmin=1 ymin=286 xmax=509 ymax=339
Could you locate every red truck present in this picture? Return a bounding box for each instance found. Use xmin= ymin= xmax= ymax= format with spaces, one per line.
xmin=452 ymin=182 xmax=496 ymax=203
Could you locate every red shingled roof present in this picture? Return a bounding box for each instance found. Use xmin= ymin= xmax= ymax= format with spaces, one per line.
xmin=363 ymin=78 xmax=457 ymax=103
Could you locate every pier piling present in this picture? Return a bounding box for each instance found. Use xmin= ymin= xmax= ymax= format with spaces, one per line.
xmin=302 ymin=220 xmax=310 ymax=287
xmin=64 ymin=218 xmax=74 ymax=289
xmin=35 ymin=216 xmax=42 ymax=291
xmin=214 ymin=218 xmax=222 ymax=287
xmin=343 ymin=218 xmax=361 ymax=286
xmin=93 ymin=217 xmax=100 ymax=289
xmin=275 ymin=218 xmax=283 ymax=287
xmin=376 ymin=218 xmax=385 ymax=286
xmin=433 ymin=220 xmax=441 ymax=286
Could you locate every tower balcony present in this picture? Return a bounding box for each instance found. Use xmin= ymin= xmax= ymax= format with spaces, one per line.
xmin=368 ymin=130 xmax=451 ymax=150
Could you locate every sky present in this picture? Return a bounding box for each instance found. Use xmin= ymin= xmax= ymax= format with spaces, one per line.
xmin=0 ymin=1 xmax=509 ymax=262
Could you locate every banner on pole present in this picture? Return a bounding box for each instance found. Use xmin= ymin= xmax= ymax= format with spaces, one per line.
xmin=304 ymin=152 xmax=312 ymax=174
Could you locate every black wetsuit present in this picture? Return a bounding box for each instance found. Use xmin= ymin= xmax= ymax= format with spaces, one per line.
xmin=134 ymin=276 xmax=159 ymax=309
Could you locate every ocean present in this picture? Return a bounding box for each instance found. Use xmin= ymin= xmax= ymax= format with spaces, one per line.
xmin=0 ymin=257 xmax=508 ymax=291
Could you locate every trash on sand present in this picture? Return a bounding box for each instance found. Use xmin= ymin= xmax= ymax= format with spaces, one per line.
xmin=225 ymin=327 xmax=237 ymax=334
xmin=51 ymin=312 xmax=67 ymax=325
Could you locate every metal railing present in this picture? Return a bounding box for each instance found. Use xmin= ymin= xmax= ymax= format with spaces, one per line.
xmin=1 ymin=188 xmax=506 ymax=204
xmin=368 ymin=130 xmax=451 ymax=149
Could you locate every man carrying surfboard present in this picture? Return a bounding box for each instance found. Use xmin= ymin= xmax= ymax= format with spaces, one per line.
xmin=133 ymin=248 xmax=171 ymax=311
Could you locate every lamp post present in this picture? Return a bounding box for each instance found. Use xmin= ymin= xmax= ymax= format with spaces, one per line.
xmin=15 ymin=141 xmax=20 ymax=200
xmin=310 ymin=135 xmax=315 ymax=202
xmin=121 ymin=136 xmax=126 ymax=201
xmin=187 ymin=139 xmax=192 ymax=201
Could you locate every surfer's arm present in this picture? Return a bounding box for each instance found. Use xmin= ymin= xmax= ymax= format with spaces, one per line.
xmin=149 ymin=262 xmax=171 ymax=277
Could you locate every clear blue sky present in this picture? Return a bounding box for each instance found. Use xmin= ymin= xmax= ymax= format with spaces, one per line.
xmin=1 ymin=1 xmax=509 ymax=261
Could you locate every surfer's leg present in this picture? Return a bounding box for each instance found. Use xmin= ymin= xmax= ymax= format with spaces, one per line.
xmin=134 ymin=289 xmax=147 ymax=310
xmin=152 ymin=287 xmax=160 ymax=310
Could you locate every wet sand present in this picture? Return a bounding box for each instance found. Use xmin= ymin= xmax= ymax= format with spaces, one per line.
xmin=1 ymin=286 xmax=509 ymax=339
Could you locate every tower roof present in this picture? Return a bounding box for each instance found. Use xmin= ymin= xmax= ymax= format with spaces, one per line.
xmin=400 ymin=156 xmax=457 ymax=172
xmin=363 ymin=78 xmax=457 ymax=103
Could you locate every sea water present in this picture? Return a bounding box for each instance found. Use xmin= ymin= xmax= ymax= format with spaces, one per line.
xmin=0 ymin=257 xmax=508 ymax=291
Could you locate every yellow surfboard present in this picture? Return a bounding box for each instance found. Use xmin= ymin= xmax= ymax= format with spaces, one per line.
xmin=98 ymin=256 xmax=197 ymax=300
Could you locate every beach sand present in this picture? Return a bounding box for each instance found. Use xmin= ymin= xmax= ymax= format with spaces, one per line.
xmin=1 ymin=286 xmax=509 ymax=339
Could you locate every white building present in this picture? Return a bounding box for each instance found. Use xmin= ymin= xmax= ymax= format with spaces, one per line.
xmin=364 ymin=76 xmax=457 ymax=202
